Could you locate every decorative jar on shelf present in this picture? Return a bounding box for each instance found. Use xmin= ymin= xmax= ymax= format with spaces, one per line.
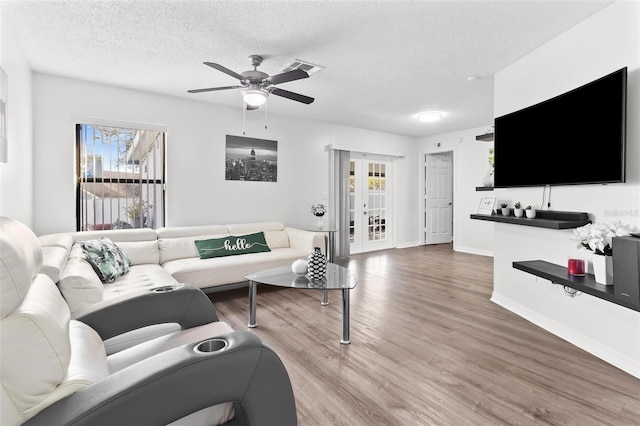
xmin=525 ymin=207 xmax=536 ymax=219
xmin=308 ymin=247 xmax=327 ymax=281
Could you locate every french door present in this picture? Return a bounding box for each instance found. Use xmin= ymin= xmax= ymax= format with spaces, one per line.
xmin=349 ymin=154 xmax=393 ymax=254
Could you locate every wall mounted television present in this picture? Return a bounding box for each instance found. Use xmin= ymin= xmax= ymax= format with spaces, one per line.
xmin=493 ymin=67 xmax=627 ymax=188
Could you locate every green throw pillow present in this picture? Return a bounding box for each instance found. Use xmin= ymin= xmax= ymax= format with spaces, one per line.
xmin=195 ymin=232 xmax=271 ymax=259
xmin=79 ymin=237 xmax=131 ymax=283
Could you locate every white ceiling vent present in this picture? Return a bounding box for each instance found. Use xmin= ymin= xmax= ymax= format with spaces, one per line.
xmin=282 ymin=60 xmax=325 ymax=76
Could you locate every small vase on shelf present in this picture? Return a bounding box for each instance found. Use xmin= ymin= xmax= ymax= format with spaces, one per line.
xmin=592 ymin=254 xmax=613 ymax=285
xmin=482 ymin=169 xmax=494 ymax=187
xmin=513 ymin=202 xmax=523 ymax=218
xmin=311 ymin=203 xmax=327 ymax=231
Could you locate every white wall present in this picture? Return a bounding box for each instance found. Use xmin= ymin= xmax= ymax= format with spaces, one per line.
xmin=492 ymin=1 xmax=640 ymax=378
xmin=0 ymin=17 xmax=33 ymax=225
xmin=31 ymin=74 xmax=419 ymax=244
xmin=417 ymin=125 xmax=495 ymax=256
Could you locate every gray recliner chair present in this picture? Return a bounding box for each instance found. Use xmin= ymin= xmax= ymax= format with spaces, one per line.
xmin=0 ymin=217 xmax=297 ymax=426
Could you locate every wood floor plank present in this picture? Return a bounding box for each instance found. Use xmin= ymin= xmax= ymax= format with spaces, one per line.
xmin=210 ymin=244 xmax=640 ymax=425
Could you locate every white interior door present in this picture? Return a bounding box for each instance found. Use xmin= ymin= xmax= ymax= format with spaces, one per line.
xmin=350 ymin=154 xmax=393 ymax=254
xmin=424 ymin=152 xmax=453 ymax=245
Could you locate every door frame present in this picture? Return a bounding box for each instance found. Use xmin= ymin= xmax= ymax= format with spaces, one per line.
xmin=350 ymin=152 xmax=395 ymax=254
xmin=419 ymin=148 xmax=456 ymax=245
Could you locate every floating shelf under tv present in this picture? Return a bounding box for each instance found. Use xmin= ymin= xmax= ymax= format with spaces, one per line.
xmin=470 ymin=210 xmax=591 ymax=229
xmin=476 ymin=133 xmax=494 ymax=142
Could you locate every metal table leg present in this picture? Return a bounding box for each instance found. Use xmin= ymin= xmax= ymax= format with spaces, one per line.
xmin=248 ymin=280 xmax=257 ymax=328
xmin=321 ymin=231 xmax=335 ymax=306
xmin=340 ymin=288 xmax=350 ymax=344
xmin=327 ymin=232 xmax=335 ymax=263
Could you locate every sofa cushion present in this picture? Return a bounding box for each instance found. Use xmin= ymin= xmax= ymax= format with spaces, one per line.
xmin=41 ymin=246 xmax=71 ymax=283
xmin=0 ymin=217 xmax=43 ymax=318
xmin=59 ymin=245 xmax=104 ymax=313
xmin=195 ymin=232 xmax=271 ymax=259
xmin=226 ymin=221 xmax=285 ymax=235
xmin=156 ymin=225 xmax=229 ymax=239
xmin=71 ymin=228 xmax=158 ymax=243
xmin=163 ymin=247 xmax=308 ymax=289
xmin=0 ymin=276 xmax=72 ymax=422
xmin=264 ymin=230 xmax=290 ymax=249
xmin=159 ymin=233 xmax=229 ymax=263
xmin=115 ymin=240 xmax=159 ymax=265
xmin=101 ymin=264 xmax=179 ymax=301
xmin=38 ymin=233 xmax=74 ymax=250
xmin=79 ymin=238 xmax=131 ymax=283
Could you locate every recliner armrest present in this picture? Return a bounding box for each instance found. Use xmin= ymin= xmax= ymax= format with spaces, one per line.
xmin=23 ymin=331 xmax=297 ymax=426
xmin=73 ymin=284 xmax=219 ymax=341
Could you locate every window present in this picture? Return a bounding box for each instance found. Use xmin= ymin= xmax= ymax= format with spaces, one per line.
xmin=76 ymin=124 xmax=165 ymax=231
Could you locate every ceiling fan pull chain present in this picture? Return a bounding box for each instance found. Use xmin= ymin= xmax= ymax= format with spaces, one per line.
xmin=264 ymin=100 xmax=268 ymax=130
xmin=243 ymin=101 xmax=246 ymax=135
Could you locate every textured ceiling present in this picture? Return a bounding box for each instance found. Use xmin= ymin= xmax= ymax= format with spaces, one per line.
xmin=1 ymin=0 xmax=613 ymax=137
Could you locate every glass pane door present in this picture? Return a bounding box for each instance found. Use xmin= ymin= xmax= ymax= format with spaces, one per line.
xmin=367 ymin=162 xmax=387 ymax=242
xmin=350 ymin=155 xmax=392 ymax=254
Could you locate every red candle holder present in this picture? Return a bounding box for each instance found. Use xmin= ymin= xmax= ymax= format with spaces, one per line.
xmin=567 ymin=258 xmax=585 ymax=276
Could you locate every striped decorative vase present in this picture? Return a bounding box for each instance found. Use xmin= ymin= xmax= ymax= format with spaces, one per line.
xmin=307 ymin=247 xmax=327 ymax=281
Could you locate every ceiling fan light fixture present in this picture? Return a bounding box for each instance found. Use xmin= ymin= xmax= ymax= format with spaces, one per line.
xmin=243 ymin=89 xmax=268 ymax=107
xmin=416 ymin=111 xmax=444 ymax=123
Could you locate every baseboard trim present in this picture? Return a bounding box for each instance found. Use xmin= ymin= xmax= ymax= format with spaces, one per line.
xmin=454 ymin=245 xmax=493 ymax=257
xmin=396 ymin=241 xmax=420 ymax=249
xmin=491 ymin=292 xmax=640 ymax=379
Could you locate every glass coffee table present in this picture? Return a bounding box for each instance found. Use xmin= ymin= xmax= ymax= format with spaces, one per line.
xmin=244 ymin=263 xmax=357 ymax=344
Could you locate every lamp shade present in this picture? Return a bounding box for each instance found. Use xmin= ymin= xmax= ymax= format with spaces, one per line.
xmin=243 ymin=89 xmax=268 ymax=107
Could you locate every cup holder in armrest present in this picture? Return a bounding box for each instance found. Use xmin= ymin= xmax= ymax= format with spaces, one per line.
xmin=152 ymin=285 xmax=177 ymax=293
xmin=194 ymin=338 xmax=228 ymax=354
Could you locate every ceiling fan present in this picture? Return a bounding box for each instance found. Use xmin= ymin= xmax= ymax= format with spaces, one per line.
xmin=188 ymin=55 xmax=314 ymax=109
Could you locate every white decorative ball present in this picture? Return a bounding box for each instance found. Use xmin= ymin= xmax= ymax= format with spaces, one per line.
xmin=292 ymin=259 xmax=308 ymax=277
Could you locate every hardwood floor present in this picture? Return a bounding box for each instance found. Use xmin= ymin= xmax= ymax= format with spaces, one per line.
xmin=210 ymin=245 xmax=640 ymax=425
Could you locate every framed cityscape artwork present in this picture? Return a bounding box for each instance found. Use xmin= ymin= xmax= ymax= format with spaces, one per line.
xmin=225 ymin=135 xmax=277 ymax=182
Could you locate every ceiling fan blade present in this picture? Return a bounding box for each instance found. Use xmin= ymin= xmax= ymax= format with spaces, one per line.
xmin=187 ymin=85 xmax=242 ymax=94
xmin=266 ymin=69 xmax=309 ymax=85
xmin=270 ymin=87 xmax=314 ymax=104
xmin=204 ymin=62 xmax=246 ymax=81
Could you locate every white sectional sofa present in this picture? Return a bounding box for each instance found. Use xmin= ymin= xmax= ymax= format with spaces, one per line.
xmin=39 ymin=222 xmax=325 ymax=315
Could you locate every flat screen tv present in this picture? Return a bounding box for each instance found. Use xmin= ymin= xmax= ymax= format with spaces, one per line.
xmin=494 ymin=67 xmax=627 ymax=188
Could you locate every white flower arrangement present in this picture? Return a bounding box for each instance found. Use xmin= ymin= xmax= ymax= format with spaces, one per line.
xmin=310 ymin=203 xmax=326 ymax=217
xmin=572 ymin=220 xmax=638 ymax=256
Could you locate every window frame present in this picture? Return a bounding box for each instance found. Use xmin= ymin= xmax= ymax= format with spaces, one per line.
xmin=75 ymin=122 xmax=167 ymax=231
